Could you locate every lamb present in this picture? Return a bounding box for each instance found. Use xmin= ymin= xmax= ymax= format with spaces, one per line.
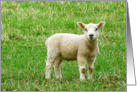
xmin=45 ymin=21 xmax=105 ymax=81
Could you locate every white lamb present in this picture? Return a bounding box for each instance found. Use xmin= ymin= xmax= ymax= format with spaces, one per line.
xmin=45 ymin=21 xmax=105 ymax=81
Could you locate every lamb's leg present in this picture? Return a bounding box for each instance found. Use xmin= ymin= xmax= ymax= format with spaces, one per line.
xmin=45 ymin=58 xmax=55 ymax=79
xmin=45 ymin=47 xmax=59 ymax=79
xmin=87 ymin=57 xmax=96 ymax=80
xmin=54 ymin=58 xmax=63 ymax=79
xmin=78 ymin=56 xmax=86 ymax=81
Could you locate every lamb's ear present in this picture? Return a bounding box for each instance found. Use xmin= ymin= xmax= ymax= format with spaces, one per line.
xmin=77 ymin=22 xmax=86 ymax=29
xmin=97 ymin=21 xmax=105 ymax=28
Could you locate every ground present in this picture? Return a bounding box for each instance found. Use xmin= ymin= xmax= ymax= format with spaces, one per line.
xmin=1 ymin=1 xmax=126 ymax=91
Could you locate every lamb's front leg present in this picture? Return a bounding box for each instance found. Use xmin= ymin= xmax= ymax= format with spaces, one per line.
xmin=87 ymin=57 xmax=96 ymax=80
xmin=78 ymin=56 xmax=86 ymax=81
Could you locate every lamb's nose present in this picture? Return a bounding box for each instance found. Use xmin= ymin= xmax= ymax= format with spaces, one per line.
xmin=89 ymin=34 xmax=94 ymax=38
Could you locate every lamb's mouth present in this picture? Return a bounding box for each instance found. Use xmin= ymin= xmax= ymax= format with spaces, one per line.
xmin=89 ymin=36 xmax=94 ymax=39
xmin=85 ymin=35 xmax=95 ymax=41
xmin=89 ymin=36 xmax=95 ymax=40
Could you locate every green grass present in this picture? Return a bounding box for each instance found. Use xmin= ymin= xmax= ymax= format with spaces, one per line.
xmin=1 ymin=1 xmax=126 ymax=91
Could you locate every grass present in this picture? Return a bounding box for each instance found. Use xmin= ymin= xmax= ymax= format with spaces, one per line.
xmin=1 ymin=1 xmax=126 ymax=91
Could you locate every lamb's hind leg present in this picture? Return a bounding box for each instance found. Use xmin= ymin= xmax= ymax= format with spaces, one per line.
xmin=45 ymin=57 xmax=55 ymax=79
xmin=45 ymin=47 xmax=59 ymax=79
xmin=54 ymin=58 xmax=63 ymax=79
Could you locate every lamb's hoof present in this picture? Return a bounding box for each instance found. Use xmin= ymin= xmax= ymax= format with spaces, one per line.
xmin=45 ymin=76 xmax=51 ymax=80
xmin=56 ymin=77 xmax=62 ymax=80
xmin=80 ymin=78 xmax=86 ymax=82
xmin=56 ymin=75 xmax=62 ymax=79
xmin=87 ymin=77 xmax=92 ymax=80
xmin=88 ymin=77 xmax=94 ymax=82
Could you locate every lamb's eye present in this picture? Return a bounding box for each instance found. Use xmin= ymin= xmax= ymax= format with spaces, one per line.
xmin=95 ymin=28 xmax=98 ymax=31
xmin=85 ymin=28 xmax=88 ymax=31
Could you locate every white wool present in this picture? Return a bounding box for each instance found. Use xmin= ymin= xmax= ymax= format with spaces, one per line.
xmin=45 ymin=21 xmax=105 ymax=81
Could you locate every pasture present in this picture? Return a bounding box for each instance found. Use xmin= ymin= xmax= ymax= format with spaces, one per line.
xmin=1 ymin=1 xmax=126 ymax=91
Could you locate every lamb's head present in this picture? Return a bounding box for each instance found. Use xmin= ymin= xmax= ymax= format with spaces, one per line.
xmin=77 ymin=21 xmax=105 ymax=40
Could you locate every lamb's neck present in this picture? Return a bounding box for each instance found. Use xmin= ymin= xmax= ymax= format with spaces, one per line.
xmin=87 ymin=38 xmax=98 ymax=50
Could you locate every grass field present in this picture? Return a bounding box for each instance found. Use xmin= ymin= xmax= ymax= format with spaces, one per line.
xmin=1 ymin=1 xmax=126 ymax=91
